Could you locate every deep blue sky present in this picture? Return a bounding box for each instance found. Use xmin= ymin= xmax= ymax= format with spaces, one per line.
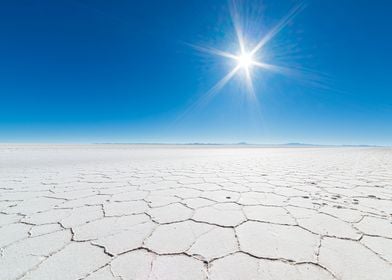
xmin=1 ymin=0 xmax=391 ymax=144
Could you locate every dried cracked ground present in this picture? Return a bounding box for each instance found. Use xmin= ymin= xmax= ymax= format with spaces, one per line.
xmin=1 ymin=145 xmax=392 ymax=280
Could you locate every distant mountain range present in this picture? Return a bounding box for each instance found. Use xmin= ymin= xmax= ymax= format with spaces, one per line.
xmin=98 ymin=142 xmax=383 ymax=147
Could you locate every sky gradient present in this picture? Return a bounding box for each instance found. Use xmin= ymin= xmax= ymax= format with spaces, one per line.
xmin=1 ymin=0 xmax=391 ymax=145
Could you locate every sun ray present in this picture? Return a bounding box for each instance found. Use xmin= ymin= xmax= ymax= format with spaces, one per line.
xmin=244 ymin=66 xmax=255 ymax=98
xmin=230 ymin=0 xmax=245 ymax=54
xmin=250 ymin=2 xmax=305 ymax=56
xmin=186 ymin=43 xmax=238 ymax=60
xmin=176 ymin=65 xmax=241 ymax=122
xmin=252 ymin=61 xmax=329 ymax=89
xmin=252 ymin=61 xmax=296 ymax=75
xmin=204 ymin=65 xmax=241 ymax=100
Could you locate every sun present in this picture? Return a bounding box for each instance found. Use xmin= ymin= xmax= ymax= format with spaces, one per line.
xmin=236 ymin=52 xmax=254 ymax=70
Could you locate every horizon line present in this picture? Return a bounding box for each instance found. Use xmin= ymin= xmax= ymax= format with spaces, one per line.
xmin=0 ymin=142 xmax=388 ymax=148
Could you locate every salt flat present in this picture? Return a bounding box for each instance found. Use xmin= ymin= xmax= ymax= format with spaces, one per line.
xmin=0 ymin=144 xmax=391 ymax=280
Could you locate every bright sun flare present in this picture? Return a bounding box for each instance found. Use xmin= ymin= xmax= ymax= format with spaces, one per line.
xmin=190 ymin=2 xmax=305 ymax=98
xmin=236 ymin=52 xmax=254 ymax=70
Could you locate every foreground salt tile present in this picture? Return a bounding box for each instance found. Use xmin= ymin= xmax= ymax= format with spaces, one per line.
xmin=178 ymin=177 xmax=205 ymax=184
xmin=0 ymin=213 xmax=20 ymax=226
xmin=360 ymin=235 xmax=392 ymax=262
xmin=209 ymin=253 xmax=335 ymax=280
xmin=72 ymin=214 xmax=150 ymax=241
xmin=272 ymin=185 xmax=309 ymax=197
xmin=182 ymin=197 xmax=216 ymax=209
xmin=60 ymin=205 xmax=103 ymax=228
xmin=190 ymin=182 xmax=222 ymax=191
xmin=187 ymin=227 xmax=238 ymax=260
xmin=0 ymin=231 xmax=71 ymax=279
xmin=237 ymin=221 xmax=319 ymax=262
xmin=237 ymin=191 xmax=287 ymax=206
xmin=354 ymin=216 xmax=392 ymax=238
xmin=59 ymin=194 xmax=110 ymax=208
xmin=200 ymin=190 xmax=240 ymax=203
xmin=355 ymin=197 xmax=392 ymax=214
xmin=84 ymin=266 xmax=117 ymax=280
xmin=287 ymin=206 xmax=362 ymax=239
xmin=111 ymin=250 xmax=208 ymax=280
xmin=287 ymin=196 xmax=321 ymax=209
xmin=111 ymin=190 xmax=148 ymax=202
xmin=21 ymin=242 xmax=110 ymax=280
xmin=148 ymin=202 xmax=193 ymax=223
xmin=319 ymin=237 xmax=392 ymax=280
xmin=147 ymin=194 xmax=182 ymax=207
xmin=257 ymin=260 xmax=336 ymax=280
xmin=22 ymin=208 xmax=71 ymax=225
xmin=48 ymin=189 xmax=97 ymax=200
xmin=0 ymin=223 xmax=31 ymax=247
xmin=0 ymin=201 xmax=17 ymax=211
xmin=29 ymin=223 xmax=63 ymax=236
xmin=319 ymin=205 xmax=363 ymax=222
xmin=5 ymin=197 xmax=59 ymax=215
xmin=144 ymin=220 xmax=213 ymax=254
xmin=103 ymin=200 xmax=148 ymax=216
xmin=92 ymin=221 xmax=155 ymax=255
xmin=243 ymin=205 xmax=296 ymax=225
xmin=209 ymin=253 xmax=260 ymax=280
xmin=150 ymin=255 xmax=207 ymax=280
xmin=192 ymin=203 xmax=246 ymax=226
xmin=246 ymin=182 xmax=275 ymax=192
xmin=169 ymin=187 xmax=202 ymax=199
xmin=111 ymin=250 xmax=154 ymax=279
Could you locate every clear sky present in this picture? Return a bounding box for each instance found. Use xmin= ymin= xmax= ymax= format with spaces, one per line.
xmin=1 ymin=0 xmax=391 ymax=145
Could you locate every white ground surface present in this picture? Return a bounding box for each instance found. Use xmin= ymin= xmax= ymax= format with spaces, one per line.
xmin=0 ymin=144 xmax=391 ymax=280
